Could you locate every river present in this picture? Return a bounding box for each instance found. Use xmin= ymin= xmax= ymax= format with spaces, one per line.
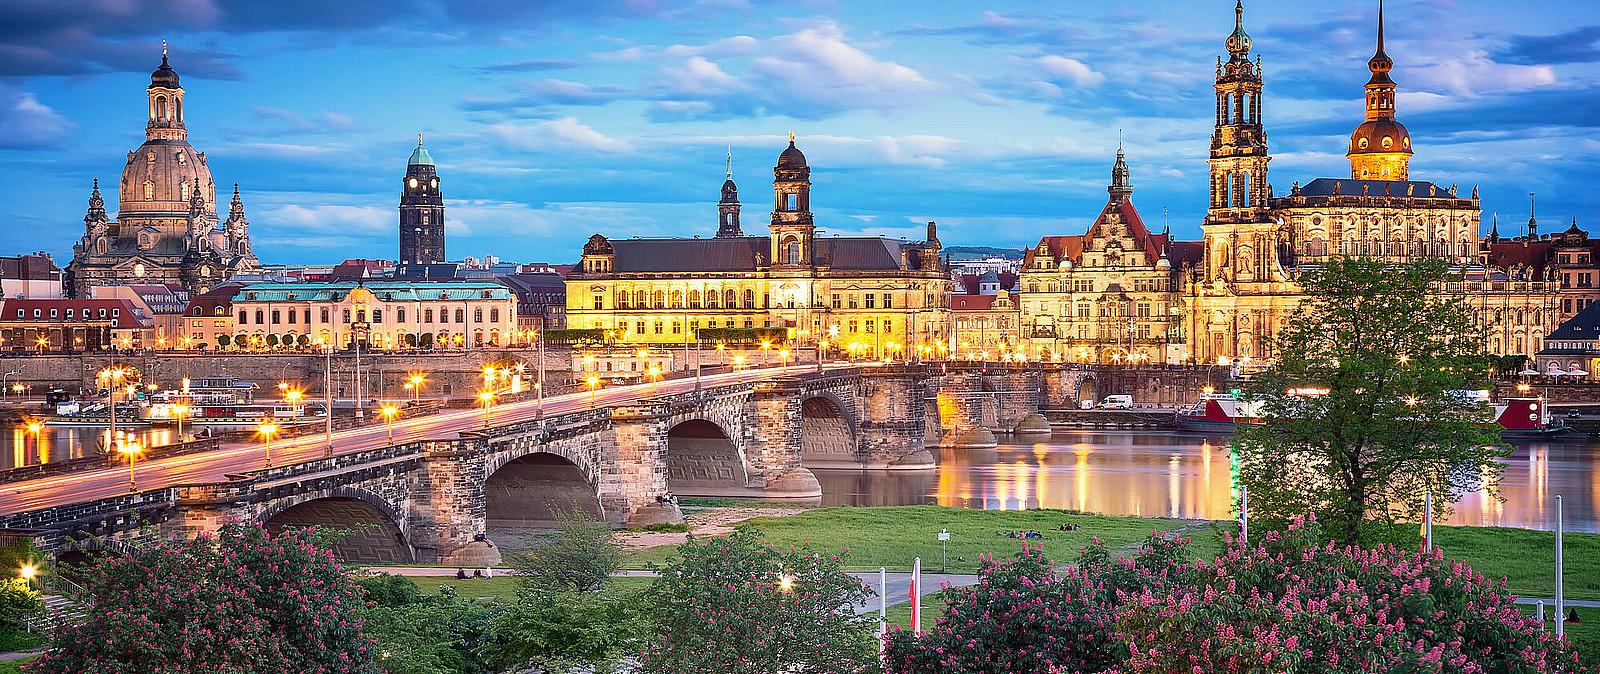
xmin=815 ymin=430 xmax=1600 ymax=534
xmin=6 ymin=425 xmax=1595 ymax=532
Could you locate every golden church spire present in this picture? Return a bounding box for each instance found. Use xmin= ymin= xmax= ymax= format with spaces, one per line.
xmin=1347 ymin=0 xmax=1412 ymax=181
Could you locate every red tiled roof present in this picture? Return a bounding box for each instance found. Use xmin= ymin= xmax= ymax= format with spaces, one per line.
xmin=951 ymin=295 xmax=997 ymax=310
xmin=1486 ymin=241 xmax=1555 ymax=272
xmin=1085 ymin=196 xmax=1163 ymax=260
xmin=1023 ymin=235 xmax=1085 ymax=267
xmin=0 ymin=299 xmax=149 ymax=328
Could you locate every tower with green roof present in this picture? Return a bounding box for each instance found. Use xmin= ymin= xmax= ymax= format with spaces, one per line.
xmin=400 ymin=134 xmax=445 ymax=265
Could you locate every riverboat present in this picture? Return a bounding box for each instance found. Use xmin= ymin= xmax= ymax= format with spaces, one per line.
xmin=1177 ymin=390 xmax=1565 ymax=437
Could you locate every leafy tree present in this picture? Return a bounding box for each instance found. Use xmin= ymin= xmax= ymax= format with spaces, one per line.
xmin=507 ymin=509 xmax=621 ymax=594
xmin=641 ymin=526 xmax=879 ymax=674
xmin=298 ymin=334 xmax=313 ymax=347
xmin=28 ymin=523 xmax=378 ymax=674
xmin=362 ymin=583 xmax=500 ymax=674
xmin=1234 ymin=257 xmax=1507 ymax=545
xmin=419 ymin=333 xmax=434 ymax=349
xmin=265 ymin=334 xmax=280 ymax=348
xmin=489 ymin=583 xmax=643 ymax=674
xmin=0 ymin=578 xmax=41 ymax=637
xmin=215 ymin=334 xmax=231 ymax=348
xmin=234 ymin=333 xmax=248 ymax=350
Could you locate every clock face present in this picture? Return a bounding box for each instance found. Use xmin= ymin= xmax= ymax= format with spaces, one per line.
xmin=408 ymin=177 xmax=418 ymax=188
xmin=201 ymin=266 xmax=211 ymax=276
xmin=431 ymin=178 xmax=438 ymax=188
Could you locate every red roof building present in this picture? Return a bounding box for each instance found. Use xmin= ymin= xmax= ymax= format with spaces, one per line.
xmin=0 ymin=298 xmax=149 ymax=352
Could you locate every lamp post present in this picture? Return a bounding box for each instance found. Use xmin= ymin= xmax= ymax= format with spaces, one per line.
xmin=26 ymin=422 xmax=42 ymax=464
xmin=409 ymin=374 xmax=424 ymax=402
xmin=587 ymin=376 xmax=600 ymax=409
xmin=479 ymin=392 xmax=494 ymax=427
xmin=258 ymin=422 xmax=278 ymax=469
xmin=119 ymin=439 xmax=142 ymax=492
xmin=761 ymin=341 xmax=771 ymax=367
xmin=321 ymin=339 xmax=333 ymax=457
xmin=99 ymin=367 xmax=126 ymax=450
xmin=733 ymin=355 xmax=746 ymax=383
xmin=648 ymin=365 xmax=660 ymax=396
xmin=382 ymin=405 xmax=398 ymax=445
xmin=286 ymin=390 xmax=302 ymax=419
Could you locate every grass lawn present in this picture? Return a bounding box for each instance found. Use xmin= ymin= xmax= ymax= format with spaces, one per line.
xmin=1435 ymin=525 xmax=1600 ymax=600
xmin=624 ymin=505 xmax=1225 ymax=573
xmin=404 ymin=574 xmax=653 ymax=603
xmin=0 ymin=659 xmax=34 ymax=674
xmin=1514 ymin=604 xmax=1600 ymax=665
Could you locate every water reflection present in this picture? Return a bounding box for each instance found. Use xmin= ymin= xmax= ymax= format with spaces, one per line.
xmin=1 ymin=425 xmax=181 ymax=469
xmin=815 ymin=430 xmax=1600 ymax=533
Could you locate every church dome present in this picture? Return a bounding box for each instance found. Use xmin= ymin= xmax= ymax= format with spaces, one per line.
xmin=583 ymin=234 xmax=613 ymax=255
xmin=149 ymin=54 xmax=180 ymax=89
xmin=120 ymin=139 xmax=215 ymax=218
xmin=1348 ymin=119 xmax=1412 ymax=155
xmin=776 ymin=140 xmax=807 ymax=170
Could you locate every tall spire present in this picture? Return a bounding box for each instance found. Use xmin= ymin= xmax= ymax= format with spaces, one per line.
xmin=1225 ymin=0 xmax=1252 ymax=61
xmin=84 ymin=178 xmax=106 ymax=224
xmin=717 ymin=147 xmax=743 ymax=237
xmin=726 ymin=145 xmax=733 ymax=179
xmin=1367 ymin=0 xmax=1394 ymax=87
xmin=1528 ymin=191 xmax=1539 ymax=239
xmin=1108 ymin=142 xmax=1133 ymax=203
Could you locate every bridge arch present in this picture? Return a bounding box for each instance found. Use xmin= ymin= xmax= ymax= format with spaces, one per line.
xmin=1077 ymin=375 xmax=1099 ymax=406
xmin=261 ymin=488 xmax=413 ymax=564
xmin=800 ymin=394 xmax=859 ymax=468
xmin=485 ymin=451 xmax=604 ymax=527
xmin=666 ymin=418 xmax=749 ymax=494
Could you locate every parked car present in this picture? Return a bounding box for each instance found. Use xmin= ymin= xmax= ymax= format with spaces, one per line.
xmin=1079 ymin=399 xmax=1095 ymax=410
xmin=1099 ymin=394 xmax=1133 ymax=410
xmin=1567 ymin=410 xmax=1583 ymax=419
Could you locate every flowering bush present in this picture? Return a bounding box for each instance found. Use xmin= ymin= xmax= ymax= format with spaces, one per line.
xmin=641 ymin=526 xmax=880 ymax=674
xmin=28 ymin=523 xmax=378 ymax=674
xmin=886 ymin=517 xmax=1592 ymax=674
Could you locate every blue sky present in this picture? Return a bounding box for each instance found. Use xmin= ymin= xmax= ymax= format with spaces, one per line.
xmin=1 ymin=0 xmax=1596 ymax=265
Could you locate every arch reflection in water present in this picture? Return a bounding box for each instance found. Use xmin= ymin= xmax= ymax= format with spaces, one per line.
xmin=814 ymin=431 xmax=1600 ymax=533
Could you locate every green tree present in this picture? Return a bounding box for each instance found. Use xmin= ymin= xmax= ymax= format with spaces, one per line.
xmin=641 ymin=526 xmax=879 ymax=674
xmin=297 ymin=334 xmax=312 ymax=347
xmin=234 ymin=333 xmax=249 ymax=350
xmin=215 ymin=334 xmax=230 ymax=348
xmin=507 ymin=509 xmax=621 ymax=594
xmin=1233 ymin=258 xmax=1507 ymax=545
xmin=361 ymin=581 xmax=500 ymax=674
xmin=29 ymin=523 xmax=378 ymax=674
xmin=489 ymin=584 xmax=643 ymax=674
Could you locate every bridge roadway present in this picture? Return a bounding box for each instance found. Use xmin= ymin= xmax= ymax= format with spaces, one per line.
xmin=0 ymin=363 xmax=841 ymax=516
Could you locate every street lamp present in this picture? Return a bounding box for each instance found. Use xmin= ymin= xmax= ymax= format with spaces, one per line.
xmin=409 ymin=374 xmax=425 ymax=402
xmin=286 ymin=390 xmax=303 ymax=418
xmin=118 ymin=439 xmax=142 ymax=492
xmin=587 ymin=376 xmax=600 ymax=408
xmin=479 ymin=392 xmax=494 ymax=427
xmin=733 ymin=355 xmax=747 ymax=383
xmin=26 ymin=422 xmax=42 ymax=464
xmin=648 ymin=365 xmax=660 ymax=396
xmin=382 ymin=405 xmax=398 ymax=444
xmin=258 ymin=423 xmax=278 ymax=469
xmin=761 ymin=341 xmax=771 ymax=366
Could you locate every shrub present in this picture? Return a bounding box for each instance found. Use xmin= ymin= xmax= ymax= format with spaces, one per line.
xmin=507 ymin=509 xmax=621 ymax=594
xmin=28 ymin=523 xmax=378 ymax=674
xmin=215 ymin=334 xmax=230 ymax=348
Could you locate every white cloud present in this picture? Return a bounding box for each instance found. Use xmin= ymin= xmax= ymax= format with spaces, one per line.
xmin=261 ymin=204 xmax=391 ymax=234
xmin=487 ymin=117 xmax=633 ymax=154
xmin=0 ymin=85 xmax=70 ymax=149
xmin=657 ymin=56 xmax=745 ymax=97
xmin=1409 ymin=53 xmax=1558 ymax=97
xmin=1036 ymin=55 xmax=1105 ymax=87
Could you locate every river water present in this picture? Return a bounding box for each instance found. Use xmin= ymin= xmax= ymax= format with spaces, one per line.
xmin=6 ymin=424 xmax=1595 ymax=533
xmin=815 ymin=430 xmax=1600 ymax=534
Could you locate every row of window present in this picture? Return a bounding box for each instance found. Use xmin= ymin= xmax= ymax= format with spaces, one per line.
xmin=607 ymin=290 xmax=910 ymax=311
xmin=236 ymin=306 xmax=503 ymax=326
xmin=14 ymin=307 xmax=118 ymax=320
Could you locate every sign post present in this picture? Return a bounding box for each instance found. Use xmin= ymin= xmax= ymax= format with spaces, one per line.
xmin=937 ymin=529 xmax=950 ymax=573
xmin=1240 ymin=485 xmax=1249 ymax=544
xmin=1556 ymin=494 xmax=1565 ymax=637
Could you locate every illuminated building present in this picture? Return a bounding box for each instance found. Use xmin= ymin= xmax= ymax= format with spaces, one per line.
xmin=565 ymin=138 xmax=950 ymax=357
xmin=65 ymin=46 xmax=258 ymax=297
xmin=229 ymin=282 xmax=516 ymax=350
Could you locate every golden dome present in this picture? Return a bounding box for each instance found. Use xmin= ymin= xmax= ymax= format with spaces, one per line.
xmin=1348 ymin=119 xmax=1412 ymax=156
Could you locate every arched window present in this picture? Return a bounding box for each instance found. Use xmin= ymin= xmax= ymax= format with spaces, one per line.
xmin=688 ymin=289 xmax=701 ymax=308
xmin=652 ymin=290 xmax=665 ymax=308
xmin=618 ymin=292 xmax=630 ymax=309
xmin=144 ymin=181 xmax=155 ymax=201
xmin=743 ymin=289 xmax=755 ymax=308
xmin=706 ymin=290 xmax=719 ymax=308
xmin=255 ymin=310 xmax=264 ymax=324
xmin=635 ymin=290 xmax=647 ymax=307
xmin=454 ymin=309 xmax=465 ymax=323
xmin=671 ymin=290 xmax=683 ymax=309
xmin=156 ymin=96 xmax=167 ymax=122
xmin=785 ymin=239 xmax=801 ymax=265
xmin=724 ymin=289 xmax=736 ymax=307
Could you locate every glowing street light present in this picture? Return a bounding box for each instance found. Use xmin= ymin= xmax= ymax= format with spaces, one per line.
xmin=733 ymin=355 xmax=747 ymax=383
xmin=118 ymin=439 xmax=143 ymax=491
xmin=382 ymin=406 xmax=398 ymax=444
xmin=648 ymin=365 xmax=661 ymax=396
xmin=258 ymin=423 xmax=279 ymax=469
xmin=479 ymin=392 xmax=494 ymax=427
xmin=409 ymin=374 xmax=425 ymax=401
xmin=172 ymin=404 xmax=189 ymax=441
xmin=587 ymin=376 xmax=600 ymax=409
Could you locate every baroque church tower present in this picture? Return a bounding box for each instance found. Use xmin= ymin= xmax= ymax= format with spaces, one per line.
xmin=716 ymin=148 xmax=743 ymax=238
xmin=399 ymin=136 xmax=446 ymax=265
xmin=769 ymin=133 xmax=814 ymax=268
xmin=1347 ymin=0 xmax=1412 ymax=180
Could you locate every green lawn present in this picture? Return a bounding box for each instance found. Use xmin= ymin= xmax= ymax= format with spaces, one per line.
xmin=1515 ymin=604 xmax=1600 ymax=666
xmin=404 ymin=573 xmax=653 ymax=604
xmin=623 ymin=505 xmax=1225 ymax=573
xmin=1435 ymin=525 xmax=1600 ymax=600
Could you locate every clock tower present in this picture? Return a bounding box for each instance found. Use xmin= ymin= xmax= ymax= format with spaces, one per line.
xmin=400 ymin=135 xmax=445 ymax=265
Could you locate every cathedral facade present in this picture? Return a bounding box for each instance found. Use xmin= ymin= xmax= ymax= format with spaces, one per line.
xmin=565 ymin=138 xmax=950 ymax=356
xmin=65 ymin=48 xmax=258 ymax=298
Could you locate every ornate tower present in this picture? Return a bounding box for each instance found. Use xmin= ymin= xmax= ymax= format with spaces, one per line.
xmin=769 ymin=133 xmax=814 ymax=268
xmin=1108 ymin=143 xmax=1133 ymax=205
xmin=717 ymin=148 xmax=743 ymax=238
xmin=146 ymin=42 xmax=186 ymax=143
xmin=1207 ymin=0 xmax=1270 ymax=226
xmin=1347 ymin=0 xmax=1412 ymax=180
xmin=399 ymin=135 xmax=445 ymax=265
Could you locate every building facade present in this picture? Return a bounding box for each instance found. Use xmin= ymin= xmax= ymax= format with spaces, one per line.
xmin=950 ymin=290 xmax=1020 ymax=360
xmin=0 ymin=254 xmax=64 ymax=300
xmin=229 ymin=282 xmax=516 ymax=350
xmin=565 ymin=139 xmax=950 ymax=358
xmin=0 ymin=299 xmax=148 ymax=352
xmin=65 ymin=47 xmax=258 ymax=297
xmin=1019 ymin=149 xmax=1199 ymax=364
xmin=399 ymin=137 xmax=446 ymax=265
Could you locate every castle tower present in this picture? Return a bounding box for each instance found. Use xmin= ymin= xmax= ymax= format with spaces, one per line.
xmin=717 ymin=148 xmax=743 ymax=238
xmin=1109 ymin=143 xmax=1133 ymax=205
xmin=399 ymin=135 xmax=445 ymax=265
xmin=769 ymin=132 xmax=814 ymax=267
xmin=1207 ymin=0 xmax=1270 ymax=224
xmin=1347 ymin=0 xmax=1412 ymax=180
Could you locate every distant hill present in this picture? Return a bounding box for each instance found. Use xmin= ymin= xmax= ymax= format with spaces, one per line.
xmin=944 ymin=245 xmax=1026 ymax=261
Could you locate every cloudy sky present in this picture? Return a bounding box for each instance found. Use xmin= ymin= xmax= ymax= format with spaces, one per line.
xmin=1 ymin=0 xmax=1595 ymax=265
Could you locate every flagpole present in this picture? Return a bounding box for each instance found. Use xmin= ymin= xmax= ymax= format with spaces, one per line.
xmin=911 ymin=557 xmax=922 ymax=636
